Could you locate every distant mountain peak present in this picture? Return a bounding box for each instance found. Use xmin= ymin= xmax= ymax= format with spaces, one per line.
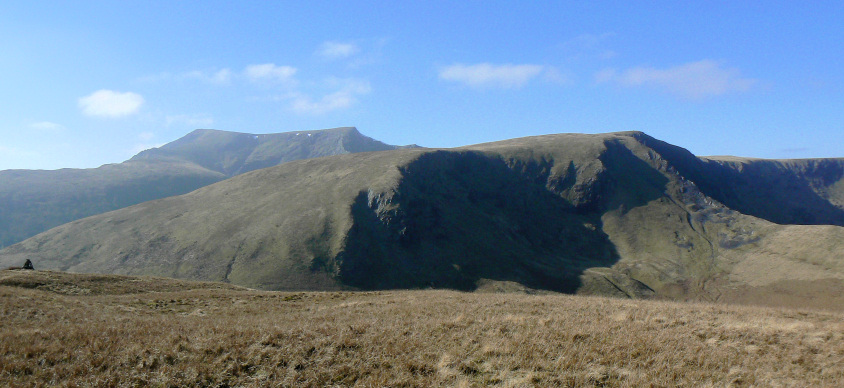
xmin=131 ymin=127 xmax=408 ymax=176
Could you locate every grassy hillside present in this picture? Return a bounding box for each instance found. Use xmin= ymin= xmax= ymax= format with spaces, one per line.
xmin=4 ymin=131 xmax=844 ymax=308
xmin=2 ymin=131 xmax=843 ymax=308
xmin=0 ymin=127 xmax=407 ymax=248
xmin=1 ymin=270 xmax=842 ymax=386
xmin=2 ymin=133 xmax=645 ymax=294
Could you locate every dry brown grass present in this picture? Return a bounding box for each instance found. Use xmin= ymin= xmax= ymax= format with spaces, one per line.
xmin=2 ymin=270 xmax=843 ymax=387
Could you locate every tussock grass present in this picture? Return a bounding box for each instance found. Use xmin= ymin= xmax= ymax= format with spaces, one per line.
xmin=2 ymin=271 xmax=843 ymax=386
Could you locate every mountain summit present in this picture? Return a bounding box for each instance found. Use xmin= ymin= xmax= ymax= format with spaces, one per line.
xmin=131 ymin=127 xmax=403 ymax=176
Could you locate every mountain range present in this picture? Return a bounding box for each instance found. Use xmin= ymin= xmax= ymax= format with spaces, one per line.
xmin=1 ymin=128 xmax=842 ymax=309
xmin=0 ymin=127 xmax=406 ymax=248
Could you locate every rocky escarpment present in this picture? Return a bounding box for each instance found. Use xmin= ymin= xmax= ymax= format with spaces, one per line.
xmin=632 ymin=132 xmax=844 ymax=226
xmin=329 ymin=150 xmax=621 ymax=292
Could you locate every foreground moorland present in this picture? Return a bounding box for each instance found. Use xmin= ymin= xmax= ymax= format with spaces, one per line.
xmin=2 ymin=270 xmax=843 ymax=386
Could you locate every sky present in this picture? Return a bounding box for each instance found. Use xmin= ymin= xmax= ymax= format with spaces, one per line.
xmin=1 ymin=1 xmax=843 ymax=170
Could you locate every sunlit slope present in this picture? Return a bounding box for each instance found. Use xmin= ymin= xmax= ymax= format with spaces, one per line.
xmin=2 ymin=131 xmax=843 ymax=308
xmin=0 ymin=150 xmax=423 ymax=290
xmin=0 ymin=127 xmax=406 ymax=248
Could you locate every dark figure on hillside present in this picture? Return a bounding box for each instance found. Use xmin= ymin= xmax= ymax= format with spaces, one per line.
xmin=22 ymin=259 xmax=34 ymax=270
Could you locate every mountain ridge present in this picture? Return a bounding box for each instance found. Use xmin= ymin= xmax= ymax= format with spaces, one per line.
xmin=130 ymin=127 xmax=409 ymax=176
xmin=3 ymin=130 xmax=842 ymax=309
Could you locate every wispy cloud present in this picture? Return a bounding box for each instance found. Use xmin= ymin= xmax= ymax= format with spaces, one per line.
xmin=78 ymin=90 xmax=145 ymax=118
xmin=183 ymin=68 xmax=232 ymax=84
xmin=596 ymin=60 xmax=757 ymax=99
xmin=140 ymin=58 xmax=371 ymax=116
xmin=29 ymin=121 xmax=65 ymax=131
xmin=289 ymin=78 xmax=371 ymax=114
xmin=318 ymin=41 xmax=360 ymax=59
xmin=439 ymin=63 xmax=547 ymax=89
xmin=139 ymin=69 xmax=231 ymax=84
xmin=244 ymin=63 xmax=297 ymax=83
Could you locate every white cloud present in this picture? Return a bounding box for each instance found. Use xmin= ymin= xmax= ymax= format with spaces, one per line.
xmin=596 ymin=60 xmax=757 ymax=99
xmin=289 ymin=78 xmax=371 ymax=114
xmin=138 ymin=132 xmax=155 ymax=141
xmin=439 ymin=63 xmax=546 ymax=89
xmin=244 ymin=63 xmax=297 ymax=83
xmin=29 ymin=121 xmax=65 ymax=131
xmin=78 ymin=90 xmax=145 ymax=118
xmin=318 ymin=41 xmax=360 ymax=59
xmin=165 ymin=114 xmax=214 ymax=128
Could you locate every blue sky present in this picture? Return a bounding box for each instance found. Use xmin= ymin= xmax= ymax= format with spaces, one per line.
xmin=1 ymin=1 xmax=842 ymax=170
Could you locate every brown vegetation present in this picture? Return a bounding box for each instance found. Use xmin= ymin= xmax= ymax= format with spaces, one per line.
xmin=2 ymin=270 xmax=843 ymax=386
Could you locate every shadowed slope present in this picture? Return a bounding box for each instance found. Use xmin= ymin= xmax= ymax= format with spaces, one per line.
xmin=334 ymin=150 xmax=621 ymax=292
